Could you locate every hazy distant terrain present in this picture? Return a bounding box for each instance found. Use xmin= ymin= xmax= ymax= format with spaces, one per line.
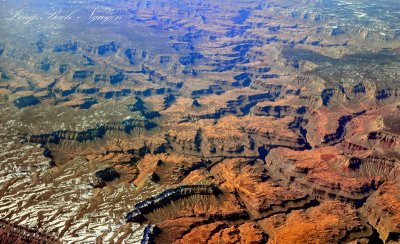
xmin=0 ymin=0 xmax=399 ymax=243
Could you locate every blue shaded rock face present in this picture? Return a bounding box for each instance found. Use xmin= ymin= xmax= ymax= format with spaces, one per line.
xmin=331 ymin=27 xmax=345 ymax=36
xmin=110 ymin=73 xmax=125 ymax=85
xmin=54 ymin=42 xmax=78 ymax=53
xmin=234 ymin=73 xmax=252 ymax=87
xmin=98 ymin=42 xmax=117 ymax=55
xmin=124 ymin=48 xmax=136 ymax=65
xmin=232 ymin=9 xmax=251 ymax=24
xmin=192 ymin=99 xmax=201 ymax=107
xmin=13 ymin=95 xmax=40 ymax=109
xmin=353 ymin=83 xmax=366 ymax=94
xmin=141 ymin=224 xmax=159 ymax=244
xmin=79 ymin=100 xmax=97 ymax=109
xmin=321 ymin=88 xmax=334 ymax=106
xmin=59 ymin=64 xmax=69 ymax=74
xmin=179 ymin=52 xmax=203 ymax=66
xmin=95 ymin=167 xmax=120 ymax=182
xmin=73 ymin=70 xmax=93 ymax=80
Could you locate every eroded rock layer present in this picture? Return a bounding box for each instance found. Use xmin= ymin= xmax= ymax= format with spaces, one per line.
xmin=0 ymin=0 xmax=399 ymax=243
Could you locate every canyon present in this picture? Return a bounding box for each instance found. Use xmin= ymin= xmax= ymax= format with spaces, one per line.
xmin=0 ymin=0 xmax=399 ymax=243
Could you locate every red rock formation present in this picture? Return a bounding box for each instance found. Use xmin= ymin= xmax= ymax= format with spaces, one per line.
xmin=360 ymin=181 xmax=400 ymax=243
xmin=259 ymin=200 xmax=371 ymax=244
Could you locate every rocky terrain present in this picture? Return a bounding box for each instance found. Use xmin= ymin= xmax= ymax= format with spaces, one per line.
xmin=0 ymin=0 xmax=399 ymax=243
